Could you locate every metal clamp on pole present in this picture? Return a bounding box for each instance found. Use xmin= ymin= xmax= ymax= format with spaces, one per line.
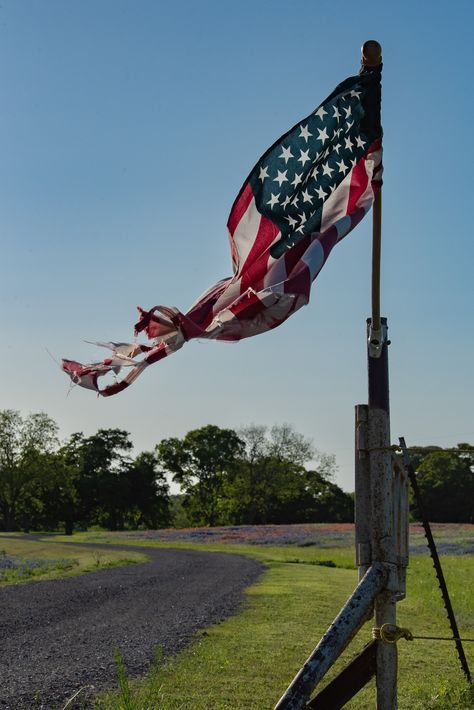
xmin=368 ymin=318 xmax=387 ymax=359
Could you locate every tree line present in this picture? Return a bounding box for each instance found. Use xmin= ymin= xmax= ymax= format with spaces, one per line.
xmin=0 ymin=410 xmax=472 ymax=533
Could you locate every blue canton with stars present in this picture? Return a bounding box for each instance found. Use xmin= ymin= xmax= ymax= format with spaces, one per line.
xmin=246 ymin=69 xmax=382 ymax=259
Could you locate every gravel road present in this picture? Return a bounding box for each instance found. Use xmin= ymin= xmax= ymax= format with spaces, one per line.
xmin=0 ymin=541 xmax=263 ymax=709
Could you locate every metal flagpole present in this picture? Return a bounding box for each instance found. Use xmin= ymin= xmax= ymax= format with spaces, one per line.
xmin=363 ymin=40 xmax=401 ymax=710
xmin=362 ymin=39 xmax=383 ymax=337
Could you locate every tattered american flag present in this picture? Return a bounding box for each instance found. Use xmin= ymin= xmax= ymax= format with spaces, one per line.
xmin=62 ymin=64 xmax=382 ymax=396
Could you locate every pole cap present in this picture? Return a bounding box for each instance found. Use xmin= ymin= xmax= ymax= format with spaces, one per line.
xmin=361 ymin=40 xmax=382 ymax=67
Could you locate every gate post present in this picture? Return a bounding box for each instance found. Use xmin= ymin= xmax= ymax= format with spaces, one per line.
xmin=367 ymin=317 xmax=399 ymax=709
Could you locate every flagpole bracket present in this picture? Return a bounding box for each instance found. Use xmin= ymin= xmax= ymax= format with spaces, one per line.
xmin=368 ymin=320 xmax=387 ymax=359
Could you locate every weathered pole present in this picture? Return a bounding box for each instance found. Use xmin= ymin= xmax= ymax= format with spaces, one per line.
xmin=368 ymin=320 xmax=398 ymax=710
xmin=363 ymin=39 xmax=399 ymax=710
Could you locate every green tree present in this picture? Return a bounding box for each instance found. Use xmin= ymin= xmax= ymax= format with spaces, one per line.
xmin=45 ymin=435 xmax=170 ymax=533
xmin=407 ymin=445 xmax=443 ymax=472
xmin=299 ymin=469 xmax=354 ymax=522
xmin=222 ymin=424 xmax=317 ymax=524
xmin=0 ymin=410 xmax=58 ymax=531
xmin=413 ymin=445 xmax=474 ymax=523
xmin=220 ymin=424 xmax=351 ymax=524
xmin=156 ymin=425 xmax=244 ymax=526
xmin=168 ymin=494 xmax=192 ymax=528
xmin=62 ymin=428 xmax=133 ymax=530
xmin=29 ymin=449 xmax=79 ymax=534
xmin=124 ymin=451 xmax=170 ymax=529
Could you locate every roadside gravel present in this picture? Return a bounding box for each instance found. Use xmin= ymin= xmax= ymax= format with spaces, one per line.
xmin=0 ymin=541 xmax=263 ymax=709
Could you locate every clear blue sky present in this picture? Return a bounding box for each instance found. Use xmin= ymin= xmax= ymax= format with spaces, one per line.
xmin=1 ymin=0 xmax=473 ymax=492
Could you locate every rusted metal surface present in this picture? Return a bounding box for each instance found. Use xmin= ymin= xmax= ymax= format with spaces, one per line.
xmin=355 ymin=404 xmax=371 ymax=580
xmin=274 ymin=562 xmax=387 ymax=710
xmin=368 ymin=408 xmax=395 ymax=567
xmin=399 ymin=438 xmax=471 ymax=683
xmin=368 ymin=406 xmax=398 ymax=708
xmin=306 ymin=640 xmax=377 ymax=709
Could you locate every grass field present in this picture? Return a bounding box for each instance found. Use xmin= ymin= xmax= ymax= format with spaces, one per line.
xmin=0 ymin=535 xmax=149 ymax=586
xmin=48 ymin=525 xmax=474 ymax=710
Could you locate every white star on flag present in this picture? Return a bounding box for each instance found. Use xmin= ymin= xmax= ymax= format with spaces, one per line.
xmin=317 ymin=127 xmax=329 ymax=144
xmin=336 ymin=159 xmax=348 ymax=175
xmin=273 ymin=170 xmax=288 ymax=186
xmin=314 ymin=106 xmax=327 ymax=120
xmin=298 ymin=149 xmax=311 ymax=167
xmin=278 ymin=145 xmax=294 ymax=163
xmin=299 ymin=124 xmax=312 ymax=142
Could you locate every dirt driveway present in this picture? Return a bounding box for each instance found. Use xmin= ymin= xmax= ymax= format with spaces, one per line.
xmin=0 ymin=541 xmax=263 ymax=709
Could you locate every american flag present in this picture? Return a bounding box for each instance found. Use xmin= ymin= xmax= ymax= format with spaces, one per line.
xmin=62 ymin=65 xmax=382 ymax=396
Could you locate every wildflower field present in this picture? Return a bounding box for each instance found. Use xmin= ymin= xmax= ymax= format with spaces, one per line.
xmin=0 ymin=536 xmax=148 ymax=586
xmin=119 ymin=521 xmax=474 ymax=551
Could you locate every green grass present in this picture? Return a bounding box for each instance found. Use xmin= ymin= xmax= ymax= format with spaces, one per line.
xmin=49 ymin=532 xmax=357 ymax=569
xmin=69 ymin=533 xmax=473 ymax=710
xmin=0 ymin=535 xmax=149 ymax=586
